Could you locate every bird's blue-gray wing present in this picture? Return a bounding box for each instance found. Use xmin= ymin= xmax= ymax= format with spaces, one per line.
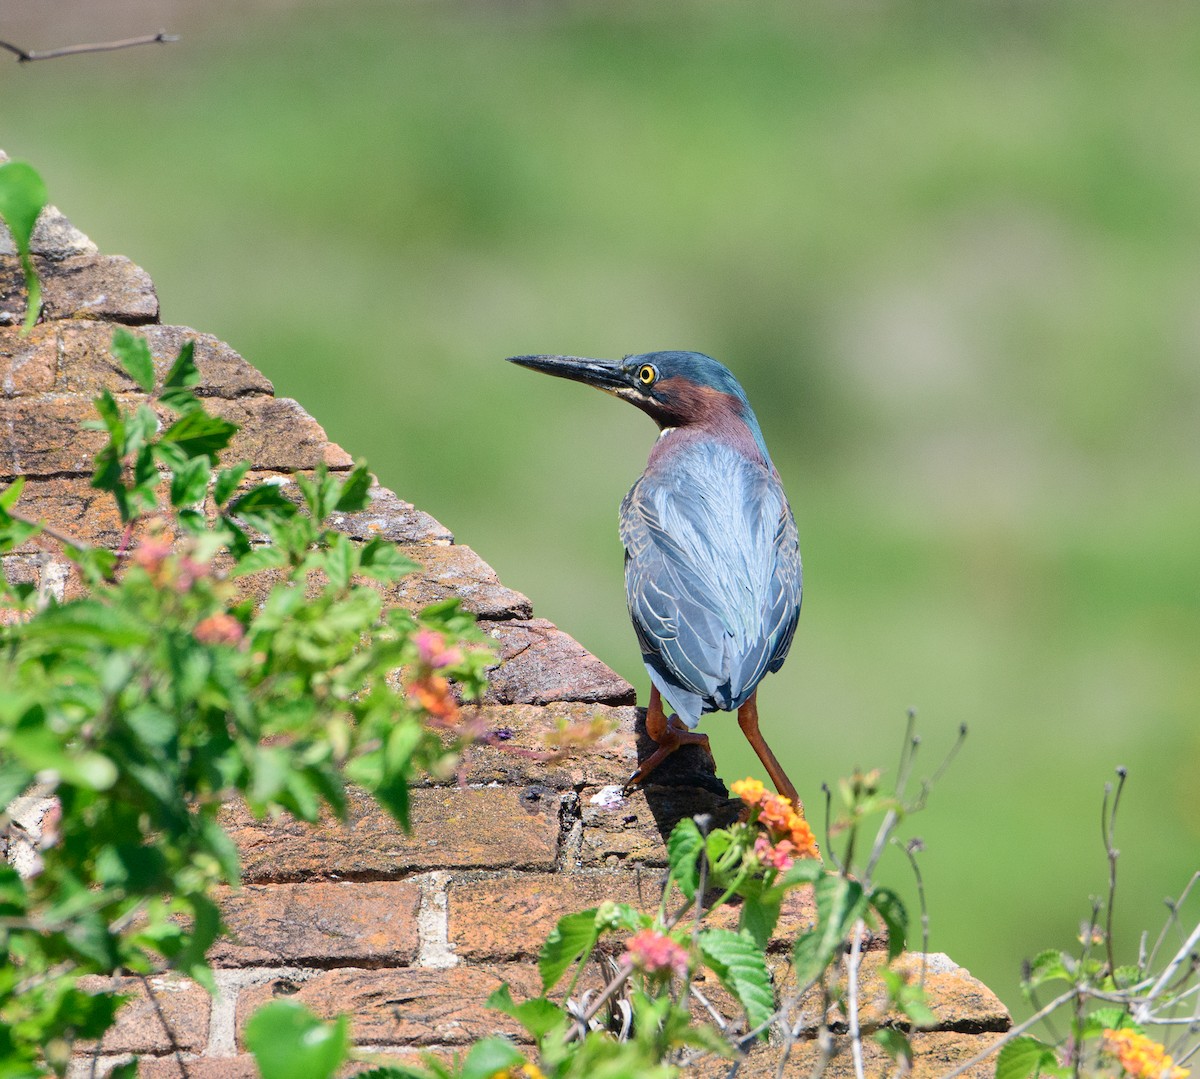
xmin=620 ymin=441 xmax=802 ymax=725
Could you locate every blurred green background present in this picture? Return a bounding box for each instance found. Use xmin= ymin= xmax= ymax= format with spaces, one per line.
xmin=3 ymin=0 xmax=1197 ymax=1018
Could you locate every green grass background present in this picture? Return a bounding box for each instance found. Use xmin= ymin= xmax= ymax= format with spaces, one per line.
xmin=4 ymin=0 xmax=1198 ymax=1018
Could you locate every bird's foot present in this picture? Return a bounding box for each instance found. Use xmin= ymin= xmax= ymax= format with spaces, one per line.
xmin=624 ymin=715 xmax=714 ymax=794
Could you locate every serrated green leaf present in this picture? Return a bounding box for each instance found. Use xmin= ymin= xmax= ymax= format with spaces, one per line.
xmin=738 ymin=878 xmax=782 ymax=952
xmin=110 ymin=328 xmax=156 ymax=393
xmin=228 ymin=483 xmax=298 ymax=532
xmin=539 ymin=908 xmax=601 ymax=992
xmin=159 ymin=339 xmax=201 ymax=413
xmin=869 ymin=887 xmax=907 ymax=961
xmin=666 ymin=816 xmax=704 ymax=901
xmin=996 ymin=1036 xmax=1058 ymax=1079
xmin=245 ymin=1000 xmax=349 ymax=1079
xmin=169 ymin=455 xmax=211 ymax=508
xmin=1081 ymin=1006 xmax=1135 ymax=1037
xmin=1026 ymin=949 xmax=1073 ymax=988
xmin=160 ymin=409 xmax=238 ymax=462
xmin=698 ymin=927 xmax=775 ymax=1034
xmin=792 ymin=874 xmax=868 ymax=987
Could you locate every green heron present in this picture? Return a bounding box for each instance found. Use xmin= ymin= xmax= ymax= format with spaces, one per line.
xmin=507 ymin=350 xmax=802 ymax=804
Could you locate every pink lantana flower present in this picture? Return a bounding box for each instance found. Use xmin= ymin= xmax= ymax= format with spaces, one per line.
xmin=413 ymin=628 xmax=464 ymax=670
xmin=194 ymin=613 xmax=244 ymax=647
xmin=622 ymin=928 xmax=689 ymax=978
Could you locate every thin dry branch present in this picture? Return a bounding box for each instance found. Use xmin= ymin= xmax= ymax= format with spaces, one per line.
xmin=0 ymin=32 xmax=177 ymax=63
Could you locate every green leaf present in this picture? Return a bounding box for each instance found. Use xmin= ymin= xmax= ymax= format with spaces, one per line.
xmin=539 ymin=908 xmax=602 ymax=992
xmin=1082 ymin=1006 xmax=1135 ymax=1038
xmin=110 ymin=328 xmax=156 ymax=393
xmin=244 ymin=1000 xmax=350 ymax=1079
xmin=486 ymin=984 xmax=567 ymax=1040
xmin=776 ymin=858 xmax=824 ymax=888
xmin=231 ymin=544 xmax=288 ymax=578
xmin=869 ymin=887 xmax=907 ymax=961
xmin=792 ymin=874 xmax=868 ymax=987
xmin=666 ymin=816 xmax=704 ymax=901
xmin=995 ymin=1036 xmax=1059 ymax=1079
xmin=874 ymin=1028 xmax=913 ymax=1067
xmin=323 ymin=532 xmax=360 ymax=592
xmin=1026 ymin=949 xmax=1073 ymax=988
xmin=159 ymin=339 xmax=200 ymax=412
xmin=738 ymin=878 xmax=782 ymax=952
xmin=333 ymin=461 xmax=373 ymax=512
xmin=228 ymin=483 xmax=298 ymax=532
xmin=698 ymin=927 xmax=775 ymax=1034
xmin=0 ymin=475 xmax=24 ymax=511
xmin=4 ymin=705 xmax=117 ymax=790
xmin=213 ymin=461 xmax=251 ymax=507
xmin=0 ymin=161 xmax=47 ymax=252
xmin=170 ymin=456 xmax=211 ymax=508
xmin=107 ymin=1063 xmax=139 ymax=1079
xmin=357 ymin=536 xmax=418 ymax=582
xmin=160 ymin=409 xmax=238 ymax=462
xmin=459 ymin=1037 xmax=527 ymax=1079
xmin=0 ymin=162 xmax=47 ymax=334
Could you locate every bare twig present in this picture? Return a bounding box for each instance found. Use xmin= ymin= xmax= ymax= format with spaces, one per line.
xmin=7 ymin=510 xmax=91 ymax=551
xmin=846 ymin=918 xmax=867 ymax=1079
xmin=1135 ymin=919 xmax=1200 ymax=1025
xmin=0 ymin=32 xmax=177 ymax=64
xmin=1101 ymin=767 xmax=1127 ymax=975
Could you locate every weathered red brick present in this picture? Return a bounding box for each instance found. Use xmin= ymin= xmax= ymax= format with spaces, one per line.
xmin=32 ymin=254 xmax=158 ymax=324
xmin=0 ymin=324 xmax=57 ymax=395
xmin=482 ymin=619 xmax=636 ymax=706
xmin=133 ymin=1056 xmax=258 ymax=1078
xmin=693 ymin=1029 xmax=1003 ymax=1078
xmin=77 ymin=975 xmax=209 ymax=1055
xmin=820 ymin=952 xmax=1009 ymax=1033
xmin=55 ymin=322 xmax=274 ymax=398
xmin=323 ymin=480 xmax=454 ymax=546
xmin=455 ymin=704 xmax=639 ymax=790
xmin=234 ymin=964 xmax=544 ymax=1047
xmin=223 ymin=785 xmax=562 ymax=882
xmin=447 ymin=870 xmax=660 ymax=960
xmin=384 ymin=543 xmax=532 ymax=620
xmin=210 ymin=880 xmax=421 ymax=967
xmin=579 ymin=783 xmax=740 ymax=868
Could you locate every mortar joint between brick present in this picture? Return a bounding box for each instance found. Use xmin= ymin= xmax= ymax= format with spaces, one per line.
xmin=555 ymin=791 xmax=583 ymax=873
xmin=416 ymin=871 xmax=458 ymax=969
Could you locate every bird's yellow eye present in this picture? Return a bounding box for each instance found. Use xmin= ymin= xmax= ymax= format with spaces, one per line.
xmin=638 ymin=364 xmax=657 ymax=386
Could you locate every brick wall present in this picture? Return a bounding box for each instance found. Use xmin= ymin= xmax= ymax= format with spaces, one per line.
xmin=0 ymin=167 xmax=1009 ymax=1077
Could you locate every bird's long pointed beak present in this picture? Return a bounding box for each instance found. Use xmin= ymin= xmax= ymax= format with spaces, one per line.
xmin=506 ymin=354 xmax=629 ymax=393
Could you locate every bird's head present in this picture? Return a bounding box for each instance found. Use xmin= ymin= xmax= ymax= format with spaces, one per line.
xmin=507 ymin=350 xmax=770 ymax=461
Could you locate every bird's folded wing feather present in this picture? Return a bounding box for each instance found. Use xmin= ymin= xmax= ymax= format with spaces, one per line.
xmin=620 ymin=443 xmax=801 ymax=711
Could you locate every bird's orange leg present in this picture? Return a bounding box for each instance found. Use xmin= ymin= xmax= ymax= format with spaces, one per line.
xmin=737 ymin=692 xmax=800 ymax=807
xmin=625 ymin=685 xmax=713 ymax=791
